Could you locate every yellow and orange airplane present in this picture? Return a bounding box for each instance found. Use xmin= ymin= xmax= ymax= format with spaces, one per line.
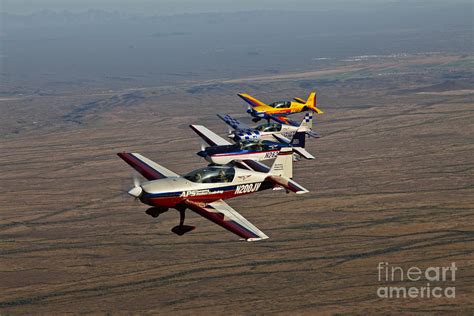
xmin=238 ymin=91 xmax=323 ymax=124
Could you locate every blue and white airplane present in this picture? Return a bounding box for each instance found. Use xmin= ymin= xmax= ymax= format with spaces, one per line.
xmin=218 ymin=112 xmax=319 ymax=143
xmin=190 ymin=124 xmax=314 ymax=165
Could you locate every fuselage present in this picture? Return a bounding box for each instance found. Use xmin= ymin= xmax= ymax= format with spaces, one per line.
xmin=249 ymin=101 xmax=308 ymax=118
xmin=198 ymin=141 xmax=286 ymax=165
xmin=232 ymin=123 xmax=299 ymax=142
xmin=139 ymin=167 xmax=274 ymax=208
xmin=258 ymin=128 xmax=299 ymax=142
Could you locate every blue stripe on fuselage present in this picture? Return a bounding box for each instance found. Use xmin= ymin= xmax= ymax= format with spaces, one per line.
xmin=213 ymin=149 xmax=254 ymax=156
xmin=143 ymin=184 xmax=238 ymax=198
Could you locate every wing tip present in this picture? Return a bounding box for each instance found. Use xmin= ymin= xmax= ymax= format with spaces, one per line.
xmin=244 ymin=235 xmax=270 ymax=242
xmin=117 ymin=152 xmax=130 ymax=159
xmin=296 ymin=189 xmax=309 ymax=194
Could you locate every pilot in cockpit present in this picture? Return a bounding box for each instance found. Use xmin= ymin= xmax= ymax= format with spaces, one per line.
xmin=218 ymin=170 xmax=228 ymax=182
xmin=194 ymin=173 xmax=203 ymax=182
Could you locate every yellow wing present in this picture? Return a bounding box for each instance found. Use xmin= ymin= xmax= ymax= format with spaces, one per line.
xmin=237 ymin=93 xmax=274 ymax=112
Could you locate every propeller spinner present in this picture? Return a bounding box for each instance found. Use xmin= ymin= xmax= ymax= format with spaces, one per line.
xmin=128 ymin=175 xmax=143 ymax=198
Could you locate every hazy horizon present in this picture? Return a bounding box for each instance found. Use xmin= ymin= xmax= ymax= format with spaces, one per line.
xmin=2 ymin=0 xmax=472 ymax=15
xmin=1 ymin=0 xmax=472 ymax=92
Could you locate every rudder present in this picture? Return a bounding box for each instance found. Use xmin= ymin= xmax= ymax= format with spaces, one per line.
xmin=290 ymin=131 xmax=306 ymax=148
xmin=269 ymin=147 xmax=293 ymax=178
xmin=297 ymin=113 xmax=313 ymax=132
xmin=305 ymin=91 xmax=323 ymax=114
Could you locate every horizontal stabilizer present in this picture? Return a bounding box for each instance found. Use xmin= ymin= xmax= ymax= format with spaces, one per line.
xmin=293 ymin=97 xmax=306 ymax=104
xmin=267 ymin=175 xmax=309 ymax=194
xmin=306 ymin=130 xmax=320 ymax=138
xmin=292 ymin=147 xmax=315 ymax=160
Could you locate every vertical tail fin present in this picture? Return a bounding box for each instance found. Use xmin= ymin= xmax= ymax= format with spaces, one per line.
xmin=297 ymin=113 xmax=313 ymax=132
xmin=306 ymin=92 xmax=316 ymax=107
xmin=290 ymin=131 xmax=306 ymax=148
xmin=269 ymin=147 xmax=293 ymax=178
xmin=266 ymin=148 xmax=309 ymax=193
xmin=290 ymin=131 xmax=315 ymax=160
xmin=305 ymin=91 xmax=324 ymax=114
xmin=297 ymin=112 xmax=320 ymax=138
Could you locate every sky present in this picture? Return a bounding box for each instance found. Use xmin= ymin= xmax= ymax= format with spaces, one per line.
xmin=2 ymin=0 xmax=471 ymax=15
xmin=1 ymin=0 xmax=470 ymax=89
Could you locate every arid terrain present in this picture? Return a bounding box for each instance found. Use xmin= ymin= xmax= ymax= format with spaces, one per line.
xmin=0 ymin=54 xmax=473 ymax=313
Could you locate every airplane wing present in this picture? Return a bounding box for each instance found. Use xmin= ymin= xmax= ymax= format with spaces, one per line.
xmin=189 ymin=125 xmax=232 ymax=146
xmin=185 ymin=199 xmax=269 ymax=241
xmin=269 ymin=115 xmax=289 ymax=124
xmin=272 ymin=133 xmax=292 ymax=144
xmin=117 ymin=153 xmax=180 ymax=180
xmin=234 ymin=159 xmax=270 ymax=173
xmin=292 ymin=147 xmax=315 ymax=160
xmin=217 ymin=114 xmax=251 ymax=131
xmin=237 ymin=93 xmax=269 ymax=108
xmin=268 ymin=115 xmax=300 ymax=127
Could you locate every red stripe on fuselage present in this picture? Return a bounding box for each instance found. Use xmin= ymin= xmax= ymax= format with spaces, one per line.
xmin=141 ymin=182 xmax=273 ymax=208
xmin=270 ymin=109 xmax=292 ymax=114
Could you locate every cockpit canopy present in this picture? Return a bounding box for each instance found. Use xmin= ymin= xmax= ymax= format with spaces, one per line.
xmin=239 ymin=141 xmax=279 ymax=151
xmin=184 ymin=166 xmax=235 ymax=183
xmin=269 ymin=101 xmax=291 ymax=109
xmin=255 ymin=123 xmax=283 ymax=132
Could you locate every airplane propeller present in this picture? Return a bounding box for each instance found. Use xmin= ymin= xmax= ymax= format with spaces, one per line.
xmin=128 ymin=174 xmax=143 ymax=198
xmin=133 ymin=174 xmax=140 ymax=187
xmin=246 ymin=105 xmax=252 ymax=114
xmin=227 ymin=127 xmax=235 ymax=139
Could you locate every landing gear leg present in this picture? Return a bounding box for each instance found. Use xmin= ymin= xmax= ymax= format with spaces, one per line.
xmin=171 ymin=206 xmax=196 ymax=236
xmin=266 ymin=117 xmax=271 ymax=126
xmin=145 ymin=207 xmax=168 ymax=218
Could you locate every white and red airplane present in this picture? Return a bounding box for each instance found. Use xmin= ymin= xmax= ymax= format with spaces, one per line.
xmin=118 ymin=148 xmax=308 ymax=241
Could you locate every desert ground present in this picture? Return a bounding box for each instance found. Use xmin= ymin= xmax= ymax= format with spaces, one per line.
xmin=0 ymin=54 xmax=473 ymax=313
